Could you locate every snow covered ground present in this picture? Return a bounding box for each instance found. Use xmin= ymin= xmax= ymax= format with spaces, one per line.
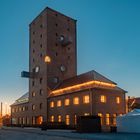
xmin=0 ymin=129 xmax=80 ymax=140
xmin=1 ymin=127 xmax=140 ymax=140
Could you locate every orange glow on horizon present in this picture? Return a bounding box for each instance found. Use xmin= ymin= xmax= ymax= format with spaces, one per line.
xmin=51 ymin=80 xmax=116 ymax=95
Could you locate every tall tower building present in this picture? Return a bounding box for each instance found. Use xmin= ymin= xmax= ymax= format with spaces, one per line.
xmin=28 ymin=7 xmax=77 ymax=122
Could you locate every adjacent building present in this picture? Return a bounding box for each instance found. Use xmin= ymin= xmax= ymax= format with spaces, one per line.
xmin=11 ymin=7 xmax=126 ymax=128
xmin=127 ymin=97 xmax=140 ymax=112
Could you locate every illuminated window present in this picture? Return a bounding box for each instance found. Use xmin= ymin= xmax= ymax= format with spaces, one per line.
xmin=100 ymin=95 xmax=106 ymax=103
xmin=74 ymin=115 xmax=77 ymax=125
xmin=116 ymin=97 xmax=120 ymax=104
xmin=37 ymin=116 xmax=43 ymax=124
xmin=50 ymin=115 xmax=54 ymax=122
xmin=44 ymin=56 xmax=51 ymax=63
xmin=22 ymin=107 xmax=25 ymax=111
xmin=83 ymin=95 xmax=90 ymax=104
xmin=73 ymin=97 xmax=79 ymax=105
xmin=32 ymin=105 xmax=35 ymax=110
xmin=65 ymin=99 xmax=70 ymax=106
xmin=50 ymin=101 xmax=54 ymax=108
xmin=84 ymin=113 xmax=90 ymax=116
xmin=113 ymin=114 xmax=117 ymax=125
xmin=98 ymin=113 xmax=103 ymax=125
xmin=65 ymin=115 xmax=70 ymax=125
xmin=58 ymin=115 xmax=62 ymax=122
xmin=57 ymin=100 xmax=62 ymax=107
xmin=32 ymin=92 xmax=36 ymax=97
xmin=106 ymin=114 xmax=110 ymax=125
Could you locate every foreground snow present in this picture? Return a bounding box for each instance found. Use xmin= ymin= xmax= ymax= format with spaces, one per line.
xmin=1 ymin=127 xmax=140 ymax=140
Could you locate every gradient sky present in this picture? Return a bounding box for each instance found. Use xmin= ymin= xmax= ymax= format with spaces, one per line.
xmin=0 ymin=0 xmax=140 ymax=106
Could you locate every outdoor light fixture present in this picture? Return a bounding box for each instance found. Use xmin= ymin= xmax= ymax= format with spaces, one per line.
xmin=51 ymin=80 xmax=116 ymax=95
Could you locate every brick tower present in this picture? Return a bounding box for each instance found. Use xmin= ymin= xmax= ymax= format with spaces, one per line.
xmin=27 ymin=7 xmax=77 ymax=123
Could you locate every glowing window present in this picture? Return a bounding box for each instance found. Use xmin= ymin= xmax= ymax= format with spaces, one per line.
xmin=116 ymin=97 xmax=120 ymax=104
xmin=58 ymin=115 xmax=62 ymax=122
xmin=113 ymin=114 xmax=117 ymax=125
xmin=32 ymin=92 xmax=36 ymax=97
xmin=32 ymin=117 xmax=35 ymax=125
xmin=44 ymin=56 xmax=51 ymax=63
xmin=37 ymin=116 xmax=43 ymax=124
xmin=84 ymin=113 xmax=90 ymax=116
xmin=32 ymin=105 xmax=35 ymax=110
xmin=22 ymin=107 xmax=25 ymax=111
xmin=65 ymin=99 xmax=70 ymax=106
xmin=65 ymin=115 xmax=70 ymax=125
xmin=57 ymin=100 xmax=62 ymax=107
xmin=19 ymin=107 xmax=21 ymax=112
xmin=50 ymin=115 xmax=54 ymax=122
xmin=98 ymin=113 xmax=103 ymax=125
xmin=106 ymin=114 xmax=110 ymax=125
xmin=100 ymin=95 xmax=106 ymax=103
xmin=83 ymin=95 xmax=90 ymax=104
xmin=50 ymin=101 xmax=54 ymax=108
xmin=73 ymin=97 xmax=79 ymax=105
xmin=74 ymin=115 xmax=77 ymax=125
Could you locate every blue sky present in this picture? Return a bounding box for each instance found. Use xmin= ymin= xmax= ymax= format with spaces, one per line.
xmin=0 ymin=0 xmax=140 ymax=105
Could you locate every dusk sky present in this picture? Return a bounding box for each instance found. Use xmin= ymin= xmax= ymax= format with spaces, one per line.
xmin=0 ymin=0 xmax=140 ymax=106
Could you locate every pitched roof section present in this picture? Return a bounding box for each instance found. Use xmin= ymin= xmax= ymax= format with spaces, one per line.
xmin=11 ymin=92 xmax=29 ymax=106
xmin=54 ymin=70 xmax=116 ymax=90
